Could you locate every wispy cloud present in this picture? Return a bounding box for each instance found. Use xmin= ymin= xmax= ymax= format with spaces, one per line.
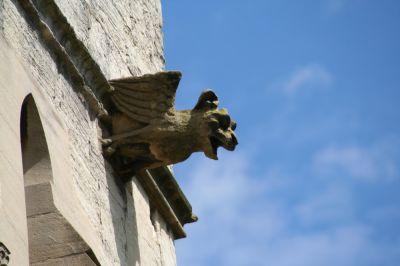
xmin=325 ymin=0 xmax=347 ymax=14
xmin=176 ymin=153 xmax=285 ymax=265
xmin=295 ymin=184 xmax=354 ymax=226
xmin=271 ymin=64 xmax=332 ymax=95
xmin=312 ymin=142 xmax=399 ymax=182
xmin=175 ymin=148 xmax=400 ymax=266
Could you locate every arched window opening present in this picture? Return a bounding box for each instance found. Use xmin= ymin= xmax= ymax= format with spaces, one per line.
xmin=20 ymin=95 xmax=53 ymax=185
xmin=20 ymin=95 xmax=99 ymax=265
xmin=20 ymin=95 xmax=55 ymax=265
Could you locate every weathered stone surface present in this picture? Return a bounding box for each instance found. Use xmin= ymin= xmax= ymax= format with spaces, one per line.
xmin=53 ymin=0 xmax=164 ymax=79
xmin=31 ymin=253 xmax=97 ymax=266
xmin=128 ymin=177 xmax=178 ymax=265
xmin=28 ymin=212 xmax=90 ymax=264
xmin=25 ymin=183 xmax=54 ymax=217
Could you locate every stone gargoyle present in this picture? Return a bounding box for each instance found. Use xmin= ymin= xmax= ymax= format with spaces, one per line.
xmin=102 ymin=71 xmax=238 ymax=179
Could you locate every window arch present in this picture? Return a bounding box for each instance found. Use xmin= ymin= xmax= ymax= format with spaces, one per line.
xmin=20 ymin=95 xmax=53 ymax=185
xmin=20 ymin=95 xmax=99 ymax=265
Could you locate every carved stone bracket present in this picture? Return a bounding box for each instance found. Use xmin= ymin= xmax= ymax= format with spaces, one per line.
xmin=0 ymin=242 xmax=10 ymax=266
xmin=102 ymin=71 xmax=238 ymax=180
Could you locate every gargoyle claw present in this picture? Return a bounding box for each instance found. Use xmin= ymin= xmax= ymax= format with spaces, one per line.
xmin=100 ymin=138 xmax=113 ymax=146
xmin=104 ymin=146 xmax=116 ymax=157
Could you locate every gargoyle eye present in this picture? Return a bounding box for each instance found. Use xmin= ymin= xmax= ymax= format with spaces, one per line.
xmin=208 ymin=120 xmax=220 ymax=131
xmin=219 ymin=115 xmax=231 ymax=130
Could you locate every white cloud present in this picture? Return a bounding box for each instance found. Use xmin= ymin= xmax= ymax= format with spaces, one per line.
xmin=325 ymin=0 xmax=347 ymax=14
xmin=313 ymin=146 xmax=376 ymax=179
xmin=272 ymin=64 xmax=332 ymax=95
xmin=259 ymin=225 xmax=400 ymax=266
xmin=175 ymin=149 xmax=400 ymax=266
xmin=295 ymin=184 xmax=354 ymax=226
xmin=176 ymin=153 xmax=285 ymax=264
xmin=312 ymin=143 xmax=399 ymax=182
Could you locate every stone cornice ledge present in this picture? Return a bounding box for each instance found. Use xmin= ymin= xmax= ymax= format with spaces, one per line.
xmin=135 ymin=169 xmax=192 ymax=239
xmin=15 ymin=0 xmax=110 ymax=117
xmin=149 ymin=167 xmax=198 ymax=226
xmin=13 ymin=0 xmax=196 ymax=238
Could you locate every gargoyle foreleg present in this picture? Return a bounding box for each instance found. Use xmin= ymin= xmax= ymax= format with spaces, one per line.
xmin=107 ymin=125 xmax=153 ymax=142
xmin=99 ymin=124 xmax=153 ymax=154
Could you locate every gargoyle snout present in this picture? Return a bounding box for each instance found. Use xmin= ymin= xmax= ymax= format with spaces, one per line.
xmin=223 ymin=130 xmax=238 ymax=151
xmin=228 ymin=120 xmax=238 ymax=150
xmin=208 ymin=113 xmax=238 ymax=152
xmin=201 ymin=93 xmax=238 ymax=160
xmin=230 ymin=132 xmax=238 ymax=148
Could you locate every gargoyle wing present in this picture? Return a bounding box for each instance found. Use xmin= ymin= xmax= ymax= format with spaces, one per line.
xmin=109 ymin=71 xmax=181 ymax=124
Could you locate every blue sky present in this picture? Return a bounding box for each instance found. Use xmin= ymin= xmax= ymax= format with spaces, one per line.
xmin=162 ymin=1 xmax=400 ymax=265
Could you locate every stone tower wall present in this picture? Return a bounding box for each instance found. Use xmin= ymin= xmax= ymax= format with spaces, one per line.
xmin=0 ymin=0 xmax=179 ymax=265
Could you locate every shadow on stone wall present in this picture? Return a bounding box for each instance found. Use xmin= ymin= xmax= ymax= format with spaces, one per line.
xmin=105 ymin=164 xmax=141 ymax=265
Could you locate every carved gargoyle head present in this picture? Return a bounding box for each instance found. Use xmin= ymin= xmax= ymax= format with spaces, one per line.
xmin=194 ymin=90 xmax=238 ymax=160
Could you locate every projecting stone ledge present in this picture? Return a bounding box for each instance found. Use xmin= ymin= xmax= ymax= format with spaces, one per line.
xmin=134 ymin=167 xmax=198 ymax=239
